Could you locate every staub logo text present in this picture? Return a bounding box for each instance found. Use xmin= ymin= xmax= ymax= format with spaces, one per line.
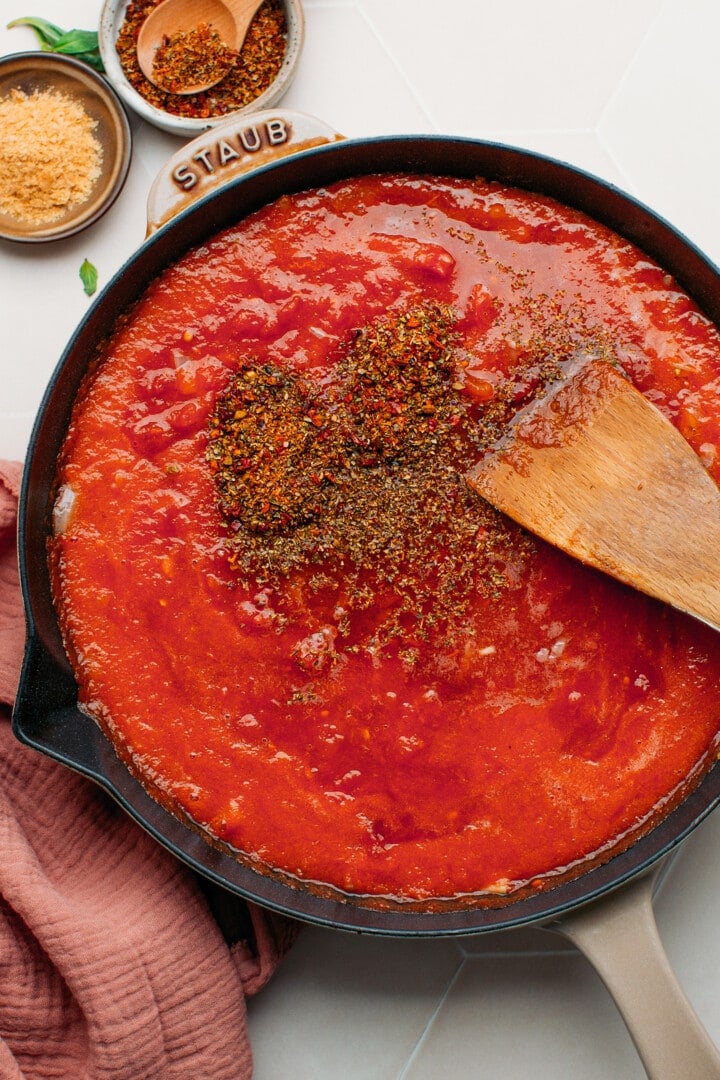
xmin=172 ymin=118 xmax=291 ymax=190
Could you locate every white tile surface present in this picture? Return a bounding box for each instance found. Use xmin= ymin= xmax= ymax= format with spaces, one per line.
xmin=402 ymin=953 xmax=646 ymax=1080
xmin=598 ymin=0 xmax=720 ymax=264
xmin=249 ymin=932 xmax=463 ymax=1079
xmin=2 ymin=3 xmax=720 ymax=1077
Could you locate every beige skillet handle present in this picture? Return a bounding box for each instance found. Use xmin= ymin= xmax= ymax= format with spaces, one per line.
xmin=548 ymin=864 xmax=720 ymax=1080
xmin=146 ymin=109 xmax=344 ymax=234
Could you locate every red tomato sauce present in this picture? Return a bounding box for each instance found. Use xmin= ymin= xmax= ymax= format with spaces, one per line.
xmin=50 ymin=174 xmax=720 ymax=908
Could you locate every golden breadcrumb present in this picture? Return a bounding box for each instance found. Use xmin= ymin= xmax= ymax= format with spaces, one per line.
xmin=0 ymin=87 xmax=103 ymax=224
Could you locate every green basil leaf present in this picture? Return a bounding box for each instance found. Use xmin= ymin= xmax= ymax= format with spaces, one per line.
xmin=6 ymin=16 xmax=65 ymax=47
xmin=79 ymin=53 xmax=105 ymax=72
xmin=7 ymin=17 xmax=104 ymax=72
xmin=53 ymin=29 xmax=100 ymax=55
xmin=79 ymin=259 xmax=99 ymax=297
xmin=68 ymin=50 xmax=105 ymax=73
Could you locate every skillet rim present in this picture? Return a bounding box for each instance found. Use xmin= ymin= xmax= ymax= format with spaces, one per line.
xmin=13 ymin=132 xmax=720 ymax=935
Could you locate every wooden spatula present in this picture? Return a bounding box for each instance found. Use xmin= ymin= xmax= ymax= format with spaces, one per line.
xmin=466 ymin=354 xmax=720 ymax=632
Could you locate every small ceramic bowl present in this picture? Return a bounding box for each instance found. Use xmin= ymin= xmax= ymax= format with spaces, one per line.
xmin=0 ymin=52 xmax=132 ymax=243
xmin=99 ymin=0 xmax=305 ymax=137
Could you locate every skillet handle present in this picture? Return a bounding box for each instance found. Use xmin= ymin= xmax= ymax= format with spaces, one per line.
xmin=548 ymin=866 xmax=720 ymax=1080
xmin=145 ymin=109 xmax=344 ymax=234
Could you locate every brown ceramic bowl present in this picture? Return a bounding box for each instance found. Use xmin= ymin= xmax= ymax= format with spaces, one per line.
xmin=0 ymin=52 xmax=131 ymax=243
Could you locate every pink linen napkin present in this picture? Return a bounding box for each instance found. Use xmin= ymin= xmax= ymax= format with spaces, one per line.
xmin=0 ymin=461 xmax=298 ymax=1079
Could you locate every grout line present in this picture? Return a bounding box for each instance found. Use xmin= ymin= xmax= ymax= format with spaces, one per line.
xmin=593 ymin=133 xmax=640 ymax=198
xmin=396 ymin=955 xmax=466 ymax=1080
xmin=297 ymin=0 xmax=439 ymax=129
xmin=595 ymin=0 xmax=670 ymax=133
xmin=591 ymin=0 xmax=672 ymax=199
xmin=467 ymin=122 xmax=638 ymax=196
xmin=351 ymin=0 xmax=440 ymax=132
xmin=456 ymin=944 xmax=577 ymax=959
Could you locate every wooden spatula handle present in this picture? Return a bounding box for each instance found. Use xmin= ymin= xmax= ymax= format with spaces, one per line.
xmin=468 ymin=358 xmax=720 ymax=632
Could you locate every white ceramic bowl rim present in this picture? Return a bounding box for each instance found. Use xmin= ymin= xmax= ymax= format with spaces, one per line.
xmin=98 ymin=0 xmax=305 ymax=137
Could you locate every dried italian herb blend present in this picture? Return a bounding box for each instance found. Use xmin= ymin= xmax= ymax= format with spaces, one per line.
xmin=151 ymin=24 xmax=237 ymax=93
xmin=115 ymin=0 xmax=287 ymax=119
xmin=207 ymin=302 xmax=535 ymax=656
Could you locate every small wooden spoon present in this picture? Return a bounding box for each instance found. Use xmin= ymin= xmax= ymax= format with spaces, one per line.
xmin=466 ymin=354 xmax=720 ymax=631
xmin=136 ymin=0 xmax=264 ymax=94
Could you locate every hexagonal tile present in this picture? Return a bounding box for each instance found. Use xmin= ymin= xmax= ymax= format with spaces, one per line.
xmin=358 ymin=0 xmax=663 ymax=135
xmin=598 ymin=0 xmax=720 ymax=264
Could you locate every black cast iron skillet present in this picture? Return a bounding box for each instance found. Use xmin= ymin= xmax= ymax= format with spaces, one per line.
xmin=13 ymin=114 xmax=720 ymax=1077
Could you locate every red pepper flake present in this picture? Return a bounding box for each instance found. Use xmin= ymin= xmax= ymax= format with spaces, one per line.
xmin=206 ymin=298 xmax=615 ymax=659
xmin=151 ymin=23 xmax=238 ymax=94
xmin=115 ymin=0 xmax=287 ymax=120
xmin=206 ymin=302 xmax=536 ymax=654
